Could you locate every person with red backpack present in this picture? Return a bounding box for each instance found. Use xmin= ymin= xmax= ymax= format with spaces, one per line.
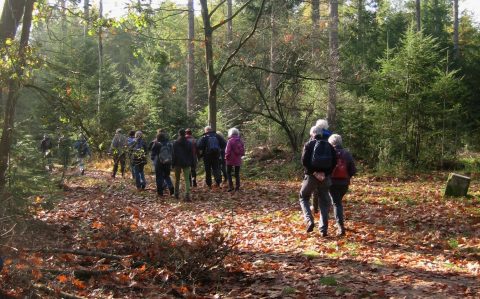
xmin=299 ymin=125 xmax=337 ymax=234
xmin=225 ymin=128 xmax=245 ymax=192
xmin=327 ymin=134 xmax=357 ymax=236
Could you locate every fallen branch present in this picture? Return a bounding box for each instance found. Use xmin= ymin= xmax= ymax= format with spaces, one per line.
xmin=40 ymin=268 xmax=116 ymax=278
xmin=25 ymin=248 xmax=126 ymax=260
xmin=32 ymin=283 xmax=87 ymax=299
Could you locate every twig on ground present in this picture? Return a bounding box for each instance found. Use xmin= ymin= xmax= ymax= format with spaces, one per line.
xmin=32 ymin=283 xmax=87 ymax=299
xmin=25 ymin=248 xmax=126 ymax=260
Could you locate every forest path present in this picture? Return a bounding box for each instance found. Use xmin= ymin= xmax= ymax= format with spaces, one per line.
xmin=3 ymin=169 xmax=480 ymax=298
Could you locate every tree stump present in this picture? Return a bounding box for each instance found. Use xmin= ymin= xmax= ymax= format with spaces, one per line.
xmin=444 ymin=173 xmax=470 ymax=197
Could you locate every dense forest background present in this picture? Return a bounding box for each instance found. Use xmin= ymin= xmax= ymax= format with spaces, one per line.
xmin=1 ymin=0 xmax=480 ymax=197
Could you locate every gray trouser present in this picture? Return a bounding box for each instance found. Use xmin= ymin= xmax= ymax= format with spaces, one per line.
xmin=299 ymin=175 xmax=331 ymax=225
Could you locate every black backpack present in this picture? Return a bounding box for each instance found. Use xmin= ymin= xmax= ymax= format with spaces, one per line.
xmin=310 ymin=140 xmax=333 ymax=170
xmin=157 ymin=142 xmax=173 ymax=164
xmin=206 ymin=135 xmax=220 ymax=155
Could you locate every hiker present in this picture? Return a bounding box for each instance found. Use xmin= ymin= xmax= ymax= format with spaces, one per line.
xmin=185 ymin=128 xmax=198 ymax=187
xmin=196 ymin=126 xmax=227 ymax=188
xmin=109 ymin=128 xmax=128 ymax=178
xmin=312 ymin=119 xmax=331 ymax=214
xmin=225 ymin=128 xmax=245 ymax=192
xmin=172 ymin=129 xmax=194 ymax=200
xmin=131 ymin=131 xmax=148 ymax=190
xmin=299 ymin=125 xmax=336 ymax=235
xmin=217 ymin=131 xmax=228 ymax=183
xmin=150 ymin=131 xmax=174 ymax=196
xmin=73 ymin=135 xmax=91 ymax=175
xmin=127 ymin=130 xmax=136 ymax=179
xmin=326 ymin=134 xmax=357 ymax=236
xmin=40 ymin=134 xmax=53 ymax=171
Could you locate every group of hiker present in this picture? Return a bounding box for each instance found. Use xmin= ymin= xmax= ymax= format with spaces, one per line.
xmin=107 ymin=126 xmax=245 ymax=201
xmin=299 ymin=119 xmax=357 ymax=237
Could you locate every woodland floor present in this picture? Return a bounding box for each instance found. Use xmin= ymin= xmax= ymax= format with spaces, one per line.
xmin=1 ymin=167 xmax=480 ymax=298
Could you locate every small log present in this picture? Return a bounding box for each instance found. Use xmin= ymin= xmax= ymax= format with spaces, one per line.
xmin=40 ymin=268 xmax=116 ymax=279
xmin=26 ymin=248 xmax=125 ymax=260
xmin=32 ymin=283 xmax=87 ymax=299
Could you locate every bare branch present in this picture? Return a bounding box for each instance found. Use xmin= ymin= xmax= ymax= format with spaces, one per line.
xmin=211 ymin=0 xmax=256 ymax=31
xmin=208 ymin=0 xmax=228 ymax=19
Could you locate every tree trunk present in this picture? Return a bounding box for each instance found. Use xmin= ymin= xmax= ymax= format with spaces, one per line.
xmin=415 ymin=0 xmax=421 ymax=31
xmin=187 ymin=0 xmax=195 ymax=115
xmin=311 ymin=0 xmax=320 ymax=29
xmin=327 ymin=0 xmax=339 ymax=130
xmin=199 ymin=0 xmax=218 ymax=130
xmin=0 ymin=0 xmax=26 ymax=44
xmin=227 ymin=0 xmax=233 ymax=43
xmin=453 ymin=0 xmax=459 ymax=60
xmin=98 ymin=0 xmax=103 ymax=117
xmin=269 ymin=0 xmax=278 ymax=99
xmin=0 ymin=0 xmax=35 ymax=195
xmin=84 ymin=0 xmax=89 ymax=37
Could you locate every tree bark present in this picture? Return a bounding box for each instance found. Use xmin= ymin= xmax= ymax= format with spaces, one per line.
xmin=415 ymin=0 xmax=421 ymax=31
xmin=453 ymin=0 xmax=459 ymax=60
xmin=269 ymin=0 xmax=278 ymax=99
xmin=83 ymin=0 xmax=89 ymax=38
xmin=227 ymin=0 xmax=233 ymax=43
xmin=0 ymin=0 xmax=35 ymax=195
xmin=98 ymin=0 xmax=103 ymax=117
xmin=199 ymin=0 xmax=218 ymax=130
xmin=327 ymin=0 xmax=339 ymax=130
xmin=0 ymin=0 xmax=26 ymax=44
xmin=187 ymin=0 xmax=195 ymax=115
xmin=311 ymin=0 xmax=320 ymax=29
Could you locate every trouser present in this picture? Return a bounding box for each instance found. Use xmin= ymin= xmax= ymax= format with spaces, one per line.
xmin=227 ymin=165 xmax=241 ymax=190
xmin=133 ymin=164 xmax=146 ymax=189
xmin=299 ymin=175 xmax=331 ymax=228
xmin=189 ymin=162 xmax=197 ymax=187
xmin=174 ymin=166 xmax=191 ymax=197
xmin=328 ymin=184 xmax=349 ymax=230
xmin=155 ymin=163 xmax=173 ymax=194
xmin=220 ymin=156 xmax=228 ymax=182
xmin=203 ymin=155 xmax=221 ymax=187
xmin=112 ymin=153 xmax=126 ymax=177
xmin=77 ymin=156 xmax=86 ymax=174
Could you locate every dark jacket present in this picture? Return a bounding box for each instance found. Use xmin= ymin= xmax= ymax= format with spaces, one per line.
xmin=331 ymin=146 xmax=357 ymax=186
xmin=301 ymin=135 xmax=337 ymax=176
xmin=196 ymin=131 xmax=227 ymax=159
xmin=173 ymin=137 xmax=194 ymax=168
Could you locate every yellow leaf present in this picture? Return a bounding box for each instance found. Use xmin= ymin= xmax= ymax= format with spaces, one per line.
xmin=5 ymin=38 xmax=12 ymax=46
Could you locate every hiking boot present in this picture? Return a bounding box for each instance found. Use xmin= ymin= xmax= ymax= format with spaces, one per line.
xmin=227 ymin=188 xmax=234 ymax=192
xmin=192 ymin=179 xmax=197 ymax=187
xmin=320 ymin=231 xmax=328 ymax=237
xmin=184 ymin=194 xmax=191 ymax=202
xmin=169 ymin=187 xmax=175 ymax=196
xmin=81 ymin=169 xmax=85 ymax=175
xmin=336 ymin=227 xmax=346 ymax=237
xmin=306 ymin=221 xmax=315 ymax=233
xmin=174 ymin=193 xmax=179 ymax=199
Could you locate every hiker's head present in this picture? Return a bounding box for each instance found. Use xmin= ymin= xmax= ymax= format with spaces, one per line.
xmin=204 ymin=126 xmax=213 ymax=133
xmin=178 ymin=129 xmax=186 ymax=138
xmin=228 ymin=128 xmax=239 ymax=138
xmin=135 ymin=131 xmax=143 ymax=139
xmin=328 ymin=134 xmax=342 ymax=147
xmin=310 ymin=125 xmax=323 ymax=138
xmin=185 ymin=128 xmax=192 ymax=136
xmin=129 ymin=130 xmax=135 ymax=137
xmin=315 ymin=119 xmax=329 ymax=130
xmin=116 ymin=128 xmax=123 ymax=134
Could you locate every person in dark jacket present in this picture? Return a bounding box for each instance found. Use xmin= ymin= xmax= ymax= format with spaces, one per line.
xmin=185 ymin=128 xmax=198 ymax=187
xmin=312 ymin=119 xmax=331 ymax=214
xmin=131 ymin=131 xmax=148 ymax=190
xmin=127 ymin=130 xmax=136 ymax=179
xmin=327 ymin=134 xmax=356 ymax=236
xmin=73 ymin=135 xmax=91 ymax=175
xmin=40 ymin=134 xmax=53 ymax=171
xmin=150 ymin=131 xmax=174 ymax=196
xmin=172 ymin=129 xmax=194 ymax=200
xmin=299 ymin=125 xmax=337 ymax=235
xmin=196 ymin=126 xmax=227 ymax=188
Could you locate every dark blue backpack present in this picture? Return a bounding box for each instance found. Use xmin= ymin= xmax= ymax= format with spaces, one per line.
xmin=206 ymin=135 xmax=220 ymax=155
xmin=310 ymin=140 xmax=333 ymax=170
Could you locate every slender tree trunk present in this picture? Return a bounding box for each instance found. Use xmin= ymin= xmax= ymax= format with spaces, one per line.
xmin=269 ymin=0 xmax=278 ymax=99
xmin=227 ymin=0 xmax=233 ymax=43
xmin=453 ymin=0 xmax=459 ymax=60
xmin=327 ymin=0 xmax=339 ymax=130
xmin=98 ymin=0 xmax=103 ymax=117
xmin=84 ymin=0 xmax=89 ymax=38
xmin=0 ymin=0 xmax=27 ymax=44
xmin=187 ymin=0 xmax=195 ymax=115
xmin=312 ymin=0 xmax=320 ymax=29
xmin=199 ymin=0 xmax=218 ymax=130
xmin=60 ymin=0 xmax=66 ymax=47
xmin=415 ymin=0 xmax=421 ymax=31
xmin=0 ymin=0 xmax=35 ymax=195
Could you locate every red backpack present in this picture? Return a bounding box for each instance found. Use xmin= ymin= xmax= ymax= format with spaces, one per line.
xmin=331 ymin=150 xmax=349 ymax=179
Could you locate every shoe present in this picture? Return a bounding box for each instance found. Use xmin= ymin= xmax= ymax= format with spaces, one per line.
xmin=320 ymin=231 xmax=328 ymax=237
xmin=193 ymin=180 xmax=197 ymax=187
xmin=81 ymin=169 xmax=85 ymax=175
xmin=227 ymin=188 xmax=234 ymax=192
xmin=306 ymin=221 xmax=314 ymax=233
xmin=157 ymin=191 xmax=163 ymax=196
xmin=169 ymin=187 xmax=175 ymax=196
xmin=336 ymin=228 xmax=345 ymax=237
xmin=184 ymin=194 xmax=191 ymax=202
xmin=174 ymin=193 xmax=179 ymax=199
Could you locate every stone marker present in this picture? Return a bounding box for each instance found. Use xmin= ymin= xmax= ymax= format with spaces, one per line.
xmin=444 ymin=173 xmax=470 ymax=197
